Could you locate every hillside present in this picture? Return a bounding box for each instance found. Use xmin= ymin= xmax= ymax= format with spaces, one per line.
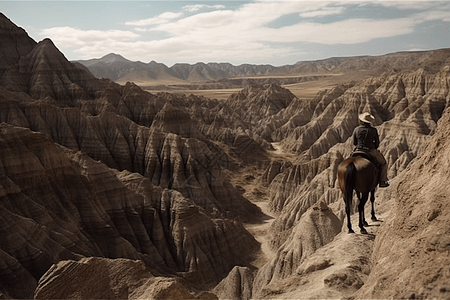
xmin=355 ymin=104 xmax=450 ymax=299
xmin=1 ymin=12 xmax=450 ymax=300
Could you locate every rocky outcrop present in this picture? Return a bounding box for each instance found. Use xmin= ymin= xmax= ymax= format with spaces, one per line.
xmin=226 ymin=84 xmax=295 ymax=125
xmin=252 ymin=201 xmax=341 ymax=296
xmin=213 ymin=266 xmax=254 ymax=300
xmin=255 ymin=232 xmax=374 ymax=299
xmin=34 ymin=257 xmax=218 ymax=300
xmin=1 ymin=38 xmax=99 ymax=105
xmin=0 ymin=13 xmax=36 ymax=78
xmin=354 ymin=106 xmax=450 ymax=299
xmin=152 ymin=102 xmax=206 ymax=140
xmin=35 ymin=258 xmax=156 ymax=299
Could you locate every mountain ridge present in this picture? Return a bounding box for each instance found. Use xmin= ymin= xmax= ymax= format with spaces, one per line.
xmin=76 ymin=48 xmax=450 ymax=85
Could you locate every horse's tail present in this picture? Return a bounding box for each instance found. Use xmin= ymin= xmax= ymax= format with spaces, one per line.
xmin=344 ymin=161 xmax=356 ymax=206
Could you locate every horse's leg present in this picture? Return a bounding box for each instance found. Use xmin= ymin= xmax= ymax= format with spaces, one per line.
xmin=358 ymin=192 xmax=369 ymax=234
xmin=357 ymin=192 xmax=369 ymax=227
xmin=342 ymin=161 xmax=356 ymax=234
xmin=344 ymin=195 xmax=354 ymax=233
xmin=370 ymin=189 xmax=378 ymax=221
xmin=346 ymin=202 xmax=354 ymax=233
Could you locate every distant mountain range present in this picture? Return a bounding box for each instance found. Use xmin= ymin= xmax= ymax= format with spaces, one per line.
xmin=76 ymin=49 xmax=450 ymax=84
xmin=76 ymin=53 xmax=277 ymax=83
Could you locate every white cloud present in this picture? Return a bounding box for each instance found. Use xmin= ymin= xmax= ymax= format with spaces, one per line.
xmin=41 ymin=27 xmax=139 ymax=47
xmin=299 ymin=6 xmax=345 ymax=18
xmin=148 ymin=1 xmax=418 ymax=46
xmin=369 ymin=1 xmax=444 ymax=10
xmin=260 ymin=18 xmax=416 ymax=44
xmin=40 ymin=1 xmax=450 ymax=65
xmin=412 ymin=9 xmax=450 ymax=23
xmin=125 ymin=12 xmax=183 ymax=26
xmin=182 ymin=4 xmax=226 ymax=12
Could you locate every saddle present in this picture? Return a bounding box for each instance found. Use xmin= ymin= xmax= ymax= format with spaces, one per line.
xmin=351 ymin=149 xmax=380 ymax=179
xmin=351 ymin=149 xmax=375 ymax=164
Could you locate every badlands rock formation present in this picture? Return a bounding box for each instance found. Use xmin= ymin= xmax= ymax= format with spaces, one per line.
xmin=213 ymin=266 xmax=254 ymax=300
xmin=0 ymin=124 xmax=258 ymax=298
xmin=1 ymin=11 xmax=450 ymax=300
xmin=253 ymin=201 xmax=342 ymax=294
xmin=34 ymin=257 xmax=217 ymax=299
xmin=0 ymin=13 xmax=36 ymax=77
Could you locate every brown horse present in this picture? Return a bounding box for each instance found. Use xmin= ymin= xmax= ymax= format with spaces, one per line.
xmin=338 ymin=155 xmax=378 ymax=234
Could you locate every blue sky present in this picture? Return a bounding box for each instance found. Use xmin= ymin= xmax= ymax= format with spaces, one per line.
xmin=1 ymin=1 xmax=450 ymax=66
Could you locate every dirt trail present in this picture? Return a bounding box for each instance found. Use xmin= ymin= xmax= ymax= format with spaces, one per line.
xmin=231 ymin=165 xmax=276 ymax=268
xmin=240 ymin=142 xmax=299 ymax=268
xmin=270 ymin=142 xmax=298 ymax=163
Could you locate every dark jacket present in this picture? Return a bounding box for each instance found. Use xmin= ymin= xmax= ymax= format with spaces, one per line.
xmin=352 ymin=123 xmax=380 ymax=150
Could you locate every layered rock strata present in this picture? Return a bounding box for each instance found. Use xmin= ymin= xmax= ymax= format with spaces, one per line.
xmin=34 ymin=257 xmax=218 ymax=300
xmin=0 ymin=13 xmax=36 ymax=77
xmin=252 ymin=201 xmax=342 ymax=296
xmin=0 ymin=124 xmax=259 ymax=298
xmin=254 ymin=232 xmax=375 ymax=299
xmin=0 ymin=38 xmax=99 ymax=104
xmin=213 ymin=266 xmax=254 ymax=300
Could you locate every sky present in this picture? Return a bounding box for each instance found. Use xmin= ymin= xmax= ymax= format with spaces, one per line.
xmin=1 ymin=1 xmax=450 ymax=66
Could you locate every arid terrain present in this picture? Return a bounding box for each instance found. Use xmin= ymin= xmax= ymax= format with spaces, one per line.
xmin=1 ymin=12 xmax=450 ymax=299
xmin=139 ymin=73 xmax=362 ymax=101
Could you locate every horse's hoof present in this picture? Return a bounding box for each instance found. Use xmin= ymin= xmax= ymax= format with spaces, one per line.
xmin=348 ymin=229 xmax=355 ymax=234
xmin=360 ymin=228 xmax=368 ymax=234
xmin=371 ymin=217 xmax=379 ymax=222
xmin=363 ymin=221 xmax=369 ymax=227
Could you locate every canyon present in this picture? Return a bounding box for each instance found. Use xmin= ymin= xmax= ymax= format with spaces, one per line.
xmin=1 ymin=12 xmax=450 ymax=299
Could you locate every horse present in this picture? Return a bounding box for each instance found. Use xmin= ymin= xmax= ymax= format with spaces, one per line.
xmin=337 ymin=153 xmax=379 ymax=234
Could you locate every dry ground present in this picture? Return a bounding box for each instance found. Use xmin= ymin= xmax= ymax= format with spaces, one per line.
xmin=136 ymin=73 xmax=373 ymax=100
xmin=152 ymin=89 xmax=243 ymax=100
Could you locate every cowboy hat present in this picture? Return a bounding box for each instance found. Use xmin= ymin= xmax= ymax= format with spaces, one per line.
xmin=358 ymin=112 xmax=375 ymax=124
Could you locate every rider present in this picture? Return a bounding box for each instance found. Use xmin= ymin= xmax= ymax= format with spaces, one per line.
xmin=352 ymin=112 xmax=389 ymax=188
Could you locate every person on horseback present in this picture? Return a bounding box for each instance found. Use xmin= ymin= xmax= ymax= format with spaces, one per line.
xmin=352 ymin=112 xmax=389 ymax=187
